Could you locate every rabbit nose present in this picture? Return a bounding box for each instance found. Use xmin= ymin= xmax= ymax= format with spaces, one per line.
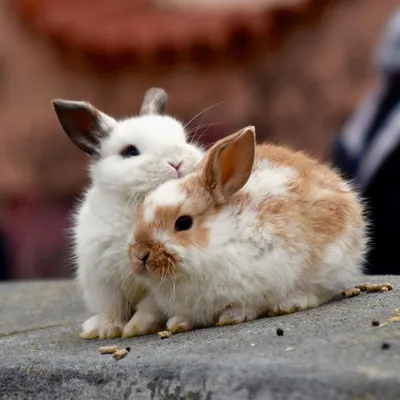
xmin=168 ymin=161 xmax=182 ymax=171
xmin=141 ymin=253 xmax=150 ymax=264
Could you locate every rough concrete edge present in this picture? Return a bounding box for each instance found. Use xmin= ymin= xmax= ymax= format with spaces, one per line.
xmin=1 ymin=355 xmax=399 ymax=400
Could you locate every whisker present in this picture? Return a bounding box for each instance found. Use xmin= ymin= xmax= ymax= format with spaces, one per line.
xmin=184 ymin=101 xmax=225 ymax=130
xmin=167 ymin=260 xmax=177 ymax=308
xmin=120 ymin=268 xmax=133 ymax=290
xmin=188 ymin=122 xmax=224 ymax=144
xmin=122 ymin=182 xmax=156 ymax=221
xmin=191 ymin=122 xmax=223 ymax=145
xmin=187 ymin=122 xmax=224 ymax=136
xmin=156 ymin=266 xmax=168 ymax=289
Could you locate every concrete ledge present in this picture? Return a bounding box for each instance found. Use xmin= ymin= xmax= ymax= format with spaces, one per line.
xmin=1 ymin=277 xmax=399 ymax=399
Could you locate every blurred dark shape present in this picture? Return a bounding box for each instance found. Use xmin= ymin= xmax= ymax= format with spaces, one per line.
xmin=333 ymin=9 xmax=400 ymax=275
xmin=0 ymin=232 xmax=9 ymax=280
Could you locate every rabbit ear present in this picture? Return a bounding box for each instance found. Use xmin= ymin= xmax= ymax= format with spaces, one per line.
xmin=52 ymin=99 xmax=116 ymax=157
xmin=140 ymin=88 xmax=167 ymax=116
xmin=203 ymin=126 xmax=255 ymax=203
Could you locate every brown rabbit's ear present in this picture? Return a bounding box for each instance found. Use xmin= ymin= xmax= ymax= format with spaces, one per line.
xmin=52 ymin=99 xmax=116 ymax=157
xmin=202 ymin=126 xmax=255 ymax=204
xmin=139 ymin=88 xmax=167 ymax=116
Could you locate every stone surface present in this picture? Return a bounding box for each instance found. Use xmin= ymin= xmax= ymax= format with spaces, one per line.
xmin=0 ymin=277 xmax=399 ymax=399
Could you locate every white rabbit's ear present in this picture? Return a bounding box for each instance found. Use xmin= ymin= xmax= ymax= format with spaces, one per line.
xmin=52 ymin=99 xmax=116 ymax=157
xmin=203 ymin=126 xmax=255 ymax=203
xmin=139 ymin=88 xmax=167 ymax=116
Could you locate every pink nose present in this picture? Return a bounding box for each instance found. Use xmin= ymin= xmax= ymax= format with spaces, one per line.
xmin=168 ymin=161 xmax=182 ymax=171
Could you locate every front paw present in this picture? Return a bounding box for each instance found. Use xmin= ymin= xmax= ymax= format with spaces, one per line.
xmin=216 ymin=306 xmax=259 ymax=327
xmin=80 ymin=314 xmax=124 ymax=339
xmin=166 ymin=316 xmax=193 ymax=334
xmin=99 ymin=319 xmax=124 ymax=339
xmin=80 ymin=315 xmax=100 ymax=339
xmin=122 ymin=312 xmax=162 ymax=338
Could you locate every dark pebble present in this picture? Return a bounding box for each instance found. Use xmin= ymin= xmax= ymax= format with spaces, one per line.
xmin=381 ymin=343 xmax=390 ymax=350
xmin=371 ymin=321 xmax=380 ymax=327
xmin=126 ymin=347 xmax=131 ymax=352
xmin=276 ymin=328 xmax=284 ymax=336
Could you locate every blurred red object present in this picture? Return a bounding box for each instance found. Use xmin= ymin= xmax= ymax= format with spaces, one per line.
xmin=11 ymin=0 xmax=320 ymax=67
xmin=154 ymin=0 xmax=307 ymax=12
xmin=3 ymin=198 xmax=74 ymax=279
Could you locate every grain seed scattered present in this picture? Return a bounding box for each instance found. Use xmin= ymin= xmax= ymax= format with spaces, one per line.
xmin=157 ymin=331 xmax=172 ymax=339
xmin=112 ymin=349 xmax=129 ymax=360
xmin=355 ymin=283 xmax=392 ymax=292
xmin=366 ymin=283 xmax=392 ymax=293
xmin=355 ymin=284 xmax=370 ymax=291
xmin=276 ymin=328 xmax=284 ymax=336
xmin=381 ymin=343 xmax=391 ymax=350
xmin=342 ymin=288 xmax=361 ymax=298
xmin=99 ymin=346 xmax=121 ymax=355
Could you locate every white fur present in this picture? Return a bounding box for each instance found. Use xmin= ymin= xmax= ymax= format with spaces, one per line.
xmin=134 ymin=154 xmax=367 ymax=330
xmin=143 ymin=181 xmax=187 ymax=223
xmin=74 ymin=113 xmax=203 ymax=338
xmin=246 ymin=160 xmax=295 ymax=201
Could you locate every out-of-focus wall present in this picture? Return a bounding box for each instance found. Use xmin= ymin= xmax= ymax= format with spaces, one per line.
xmin=1 ymin=1 xmax=397 ymax=197
xmin=248 ymin=0 xmax=399 ymax=159
xmin=0 ymin=0 xmax=397 ymax=278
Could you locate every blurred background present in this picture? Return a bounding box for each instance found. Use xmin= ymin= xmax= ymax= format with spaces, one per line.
xmin=0 ymin=0 xmax=399 ymax=280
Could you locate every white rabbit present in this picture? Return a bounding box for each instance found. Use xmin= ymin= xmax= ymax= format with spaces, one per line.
xmin=52 ymin=88 xmax=203 ymax=338
xmin=128 ymin=126 xmax=367 ymax=333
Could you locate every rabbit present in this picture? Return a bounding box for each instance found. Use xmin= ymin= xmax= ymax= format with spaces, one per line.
xmin=128 ymin=126 xmax=368 ymax=333
xmin=52 ymin=88 xmax=204 ymax=339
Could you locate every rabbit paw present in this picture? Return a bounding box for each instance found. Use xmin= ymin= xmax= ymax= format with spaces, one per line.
xmin=122 ymin=311 xmax=162 ymax=338
xmin=216 ymin=306 xmax=259 ymax=326
xmin=166 ymin=316 xmax=193 ymax=334
xmin=268 ymin=291 xmax=330 ymax=317
xmin=80 ymin=315 xmax=100 ymax=339
xmin=80 ymin=314 xmax=124 ymax=339
xmin=99 ymin=318 xmax=124 ymax=339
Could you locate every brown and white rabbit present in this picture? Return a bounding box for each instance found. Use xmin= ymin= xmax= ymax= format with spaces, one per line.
xmin=128 ymin=126 xmax=367 ymax=333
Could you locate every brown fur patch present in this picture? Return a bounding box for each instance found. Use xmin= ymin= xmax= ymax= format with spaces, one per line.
xmin=253 ymin=144 xmax=363 ymax=269
xmin=129 ymin=227 xmax=179 ymax=279
xmin=131 ymin=185 xmax=215 ymax=277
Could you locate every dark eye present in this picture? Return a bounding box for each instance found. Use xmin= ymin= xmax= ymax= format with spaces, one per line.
xmin=174 ymin=215 xmax=193 ymax=232
xmin=120 ymin=145 xmax=140 ymax=157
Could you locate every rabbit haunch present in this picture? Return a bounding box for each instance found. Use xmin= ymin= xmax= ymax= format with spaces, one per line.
xmin=52 ymin=88 xmax=203 ymax=339
xmin=130 ymin=126 xmax=367 ymax=331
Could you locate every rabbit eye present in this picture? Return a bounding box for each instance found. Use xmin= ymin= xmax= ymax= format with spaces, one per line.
xmin=174 ymin=215 xmax=193 ymax=232
xmin=120 ymin=145 xmax=140 ymax=157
